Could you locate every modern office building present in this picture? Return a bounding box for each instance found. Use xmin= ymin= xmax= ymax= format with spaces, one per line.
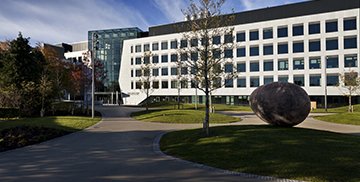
xmin=88 ymin=28 xmax=144 ymax=104
xmin=119 ymin=0 xmax=359 ymax=106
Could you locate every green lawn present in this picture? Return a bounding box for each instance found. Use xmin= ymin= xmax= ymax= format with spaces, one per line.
xmin=148 ymin=102 xmax=252 ymax=111
xmin=161 ymin=125 xmax=360 ymax=182
xmin=0 ymin=116 xmax=101 ymax=152
xmin=131 ymin=109 xmax=240 ymax=124
xmin=311 ymin=104 xmax=360 ymax=113
xmin=312 ymin=105 xmax=360 ymax=125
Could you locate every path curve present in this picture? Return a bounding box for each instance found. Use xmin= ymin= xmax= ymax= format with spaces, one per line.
xmin=0 ymin=106 xmax=286 ymax=182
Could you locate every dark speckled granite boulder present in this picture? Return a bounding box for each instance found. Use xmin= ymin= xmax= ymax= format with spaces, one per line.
xmin=249 ymin=82 xmax=311 ymax=127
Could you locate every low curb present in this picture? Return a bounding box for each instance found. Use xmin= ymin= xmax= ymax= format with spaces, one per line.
xmin=153 ymin=132 xmax=303 ymax=182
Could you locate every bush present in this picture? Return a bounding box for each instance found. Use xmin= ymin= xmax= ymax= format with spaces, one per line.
xmin=0 ymin=108 xmax=20 ymax=118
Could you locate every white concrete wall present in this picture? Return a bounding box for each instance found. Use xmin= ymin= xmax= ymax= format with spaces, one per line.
xmin=120 ymin=8 xmax=360 ymax=105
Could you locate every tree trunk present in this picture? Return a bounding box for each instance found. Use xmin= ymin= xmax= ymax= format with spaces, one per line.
xmin=349 ymin=95 xmax=352 ymax=112
xmin=204 ymin=90 xmax=210 ymax=136
xmin=40 ymin=97 xmax=45 ymax=117
xmin=177 ymin=85 xmax=181 ymax=110
xmin=146 ymin=88 xmax=149 ymax=111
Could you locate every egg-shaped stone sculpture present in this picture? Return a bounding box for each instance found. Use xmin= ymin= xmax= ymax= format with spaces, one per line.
xmin=249 ymin=82 xmax=311 ymax=127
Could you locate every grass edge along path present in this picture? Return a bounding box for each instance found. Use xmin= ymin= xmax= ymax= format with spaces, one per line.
xmin=160 ymin=125 xmax=360 ymax=182
xmin=131 ymin=109 xmax=241 ymax=124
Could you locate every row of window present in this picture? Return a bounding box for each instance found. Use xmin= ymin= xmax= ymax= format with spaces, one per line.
xmin=130 ymin=73 xmax=343 ymax=90
xmin=130 ymin=36 xmax=357 ymax=64
xmin=130 ymin=55 xmax=357 ymax=76
xmin=130 ymin=17 xmax=357 ymax=53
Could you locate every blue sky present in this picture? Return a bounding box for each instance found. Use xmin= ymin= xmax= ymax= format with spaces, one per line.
xmin=0 ymin=0 xmax=307 ymax=45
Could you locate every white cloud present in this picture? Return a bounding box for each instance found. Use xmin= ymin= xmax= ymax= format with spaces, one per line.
xmin=239 ymin=0 xmax=307 ymax=11
xmin=152 ymin=0 xmax=187 ymax=22
xmin=0 ymin=0 xmax=150 ymax=45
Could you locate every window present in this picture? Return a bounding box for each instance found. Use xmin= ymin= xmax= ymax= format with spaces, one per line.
xmin=130 ymin=46 xmax=133 ymax=53
xmin=224 ymin=49 xmax=233 ymax=58
xmin=161 ymin=54 xmax=168 ymax=63
xmin=224 ymin=34 xmax=233 ymax=43
xmin=237 ymin=78 xmax=246 ymax=88
xmin=278 ymin=43 xmax=288 ymax=54
xmin=212 ymin=36 xmax=221 ymax=45
xmin=135 ymin=69 xmax=141 ymax=77
xmin=294 ymin=75 xmax=304 ymax=86
xmin=152 ymin=43 xmax=159 ymax=51
xmin=180 ymin=39 xmax=188 ymax=48
xmin=162 ymin=80 xmax=168 ymax=89
xmin=264 ymin=60 xmax=273 ymax=71
xmin=237 ymin=63 xmax=246 ymax=72
xmin=190 ymin=38 xmax=198 ymax=47
xmin=191 ymin=52 xmax=198 ymax=61
xmin=237 ymin=47 xmax=246 ymax=57
xmin=135 ymin=57 xmax=141 ymax=65
xmin=171 ymin=67 xmax=178 ymax=75
xmin=161 ymin=41 xmax=168 ymax=50
xmin=278 ymin=26 xmax=288 ymax=38
xmin=263 ymin=28 xmax=273 ymax=39
xmin=152 ymin=55 xmax=159 ymax=64
xmin=171 ymin=40 xmax=178 ymax=49
xmin=326 ymin=56 xmax=338 ymax=68
xmin=131 ymin=70 xmax=134 ymax=77
xmin=144 ymin=44 xmax=150 ymax=52
xmin=309 ymin=22 xmax=320 ymax=34
xmin=171 ymin=80 xmax=178 ymax=88
xmin=310 ymin=75 xmax=321 ymax=86
xmin=135 ymin=45 xmax=141 ymax=52
xmin=181 ymin=53 xmax=188 ymax=61
xmin=236 ymin=32 xmax=245 ymax=42
xmin=201 ymin=38 xmax=209 ymax=46
xmin=181 ymin=67 xmax=188 ymax=75
xmin=152 ymin=68 xmax=159 ymax=76
xmin=326 ymin=38 xmax=338 ymax=50
xmin=213 ymin=49 xmax=220 ymax=59
xmin=136 ymin=82 xmax=141 ymax=89
xmin=326 ymin=20 xmax=338 ymax=32
xmin=225 ymin=63 xmax=233 ymax=73
xmin=181 ymin=80 xmax=188 ymax=88
xmin=293 ymin=58 xmax=304 ymax=70
xmin=278 ymin=76 xmax=288 ymax=82
xmin=293 ymin=24 xmax=304 ymax=36
xmin=131 ymin=82 xmax=134 ymax=89
xmin=309 ymin=40 xmax=321 ymax=52
xmin=161 ymin=67 xmax=168 ymax=76
xmin=263 ymin=45 xmax=273 ymax=55
xmin=278 ymin=59 xmax=288 ymax=70
xmin=344 ymin=18 xmax=357 ymax=31
xmin=327 ymin=75 xmax=339 ymax=86
xmin=344 ymin=55 xmax=357 ymax=68
xmin=250 ymin=62 xmax=259 ymax=72
xmin=131 ymin=58 xmax=134 ymax=65
xmin=153 ymin=81 xmax=159 ymax=89
xmin=250 ymin=77 xmax=259 ymax=87
xmin=250 ymin=46 xmax=259 ymax=56
xmin=264 ymin=77 xmax=273 ymax=85
xmin=344 ymin=36 xmax=357 ymax=49
xmin=293 ymin=42 xmax=304 ymax=53
xmin=225 ymin=79 xmax=233 ymax=88
xmin=171 ymin=54 xmax=178 ymax=62
xmin=144 ymin=56 xmax=150 ymax=64
xmin=309 ymin=57 xmax=321 ymax=69
xmin=250 ymin=30 xmax=259 ymax=40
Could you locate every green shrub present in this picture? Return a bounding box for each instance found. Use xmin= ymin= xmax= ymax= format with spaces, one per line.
xmin=0 ymin=108 xmax=20 ymax=118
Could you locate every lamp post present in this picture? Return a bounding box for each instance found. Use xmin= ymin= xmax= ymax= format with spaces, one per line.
xmin=91 ymin=32 xmax=99 ymax=118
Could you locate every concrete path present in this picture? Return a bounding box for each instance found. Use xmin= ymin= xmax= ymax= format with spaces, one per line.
xmin=219 ymin=111 xmax=360 ymax=135
xmin=0 ymin=106 xmax=282 ymax=182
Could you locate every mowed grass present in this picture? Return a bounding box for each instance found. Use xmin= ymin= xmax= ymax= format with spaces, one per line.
xmin=313 ymin=104 xmax=360 ymax=125
xmin=0 ymin=116 xmax=102 ymax=132
xmin=160 ymin=125 xmax=360 ymax=182
xmin=131 ymin=109 xmax=240 ymax=124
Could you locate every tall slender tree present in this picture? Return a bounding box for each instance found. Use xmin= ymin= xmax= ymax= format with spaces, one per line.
xmin=339 ymin=70 xmax=360 ymax=112
xmin=179 ymin=0 xmax=236 ymax=136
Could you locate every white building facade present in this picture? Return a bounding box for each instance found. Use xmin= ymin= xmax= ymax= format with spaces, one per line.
xmin=119 ymin=0 xmax=359 ymax=106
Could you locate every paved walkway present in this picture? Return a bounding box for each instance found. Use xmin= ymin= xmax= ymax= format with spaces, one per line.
xmin=0 ymin=106 xmax=278 ymax=182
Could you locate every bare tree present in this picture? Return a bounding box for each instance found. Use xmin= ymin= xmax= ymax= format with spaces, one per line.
xmin=338 ymin=70 xmax=360 ymax=112
xmin=39 ymin=73 xmax=53 ymax=117
xmin=138 ymin=52 xmax=157 ymax=111
xmin=179 ymin=0 xmax=236 ymax=136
